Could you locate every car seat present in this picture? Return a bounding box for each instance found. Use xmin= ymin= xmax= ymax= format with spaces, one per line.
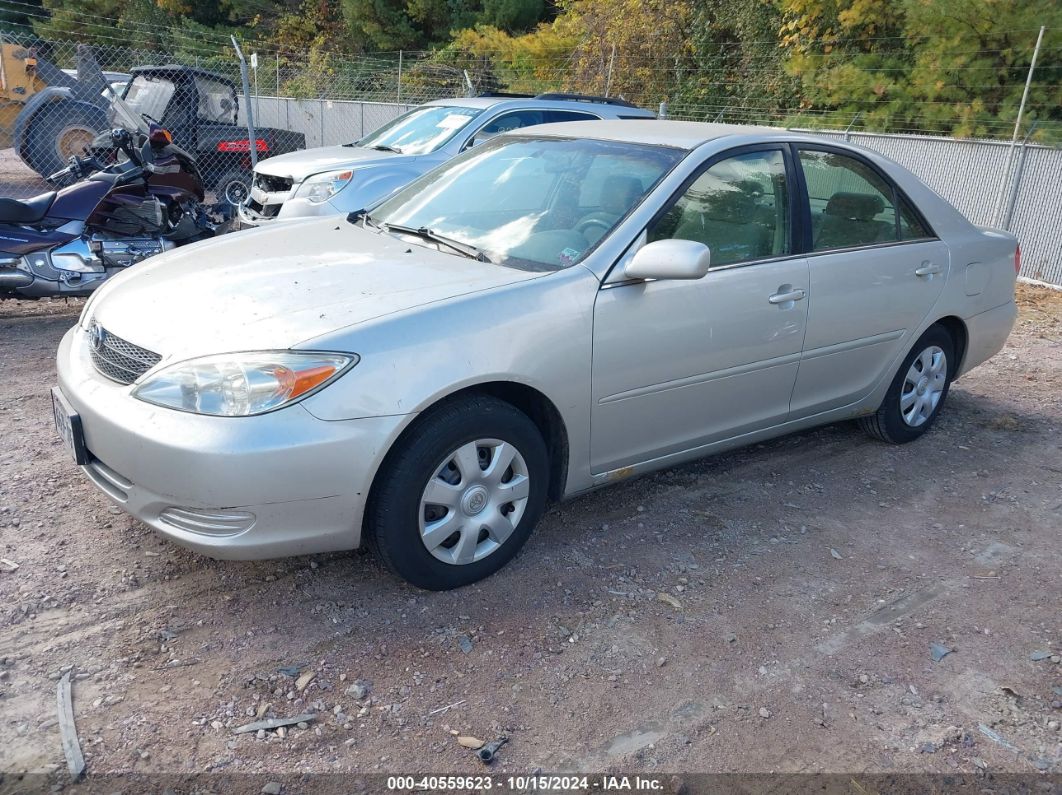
xmin=672 ymin=188 xmax=770 ymax=265
xmin=815 ymin=192 xmax=893 ymax=249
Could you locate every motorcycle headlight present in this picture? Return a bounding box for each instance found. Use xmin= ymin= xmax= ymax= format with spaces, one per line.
xmin=295 ymin=169 xmax=355 ymax=204
xmin=131 ymin=351 xmax=357 ymax=416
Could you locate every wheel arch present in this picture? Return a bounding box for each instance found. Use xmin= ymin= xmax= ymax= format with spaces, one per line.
xmin=363 ymin=380 xmax=571 ymax=542
xmin=933 ymin=315 xmax=969 ymax=376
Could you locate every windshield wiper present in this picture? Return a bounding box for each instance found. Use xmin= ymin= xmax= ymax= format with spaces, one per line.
xmin=383 ymin=223 xmax=493 ymax=263
xmin=369 ymin=144 xmax=403 ymax=154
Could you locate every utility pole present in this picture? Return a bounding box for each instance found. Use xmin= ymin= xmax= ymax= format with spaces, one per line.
xmin=230 ymin=36 xmax=259 ymax=168
xmin=604 ymin=44 xmax=616 ymax=97
xmin=992 ymin=25 xmax=1045 ymax=226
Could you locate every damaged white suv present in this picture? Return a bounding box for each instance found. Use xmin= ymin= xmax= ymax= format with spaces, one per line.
xmin=237 ymin=93 xmax=654 ymax=226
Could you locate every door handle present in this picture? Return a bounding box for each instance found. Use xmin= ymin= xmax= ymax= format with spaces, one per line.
xmin=768 ymin=288 xmax=806 ymax=304
xmin=915 ymin=262 xmax=942 ymax=277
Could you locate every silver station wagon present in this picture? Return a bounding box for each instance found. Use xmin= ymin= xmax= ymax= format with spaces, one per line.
xmin=54 ymin=120 xmax=1019 ymax=589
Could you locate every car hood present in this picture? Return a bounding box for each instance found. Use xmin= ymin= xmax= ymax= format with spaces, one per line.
xmin=255 ymin=145 xmax=406 ymax=182
xmin=90 ymin=219 xmax=543 ymax=362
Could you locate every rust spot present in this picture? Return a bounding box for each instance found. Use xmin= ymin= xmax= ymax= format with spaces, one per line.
xmin=607 ymin=466 xmax=635 ymax=481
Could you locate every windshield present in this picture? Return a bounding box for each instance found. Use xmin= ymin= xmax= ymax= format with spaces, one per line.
xmin=122 ymin=75 xmax=175 ymax=121
xmin=371 ymin=137 xmax=683 ymax=271
xmin=356 ymin=105 xmax=482 ymax=155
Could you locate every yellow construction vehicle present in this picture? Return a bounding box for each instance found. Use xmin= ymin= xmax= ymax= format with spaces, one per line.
xmin=0 ymin=39 xmax=121 ymax=179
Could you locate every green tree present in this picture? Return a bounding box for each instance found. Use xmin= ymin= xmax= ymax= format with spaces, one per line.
xmin=347 ymin=1 xmax=410 ymax=49
xmin=0 ymin=0 xmax=44 ymax=31
xmin=777 ymin=0 xmax=1062 ymax=137
xmin=674 ymin=0 xmax=799 ymax=122
xmin=480 ymin=0 xmax=544 ymax=33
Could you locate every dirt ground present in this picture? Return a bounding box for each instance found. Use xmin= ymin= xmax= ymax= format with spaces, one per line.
xmin=0 ymin=150 xmax=51 ymax=200
xmin=0 ymin=286 xmax=1059 ymax=792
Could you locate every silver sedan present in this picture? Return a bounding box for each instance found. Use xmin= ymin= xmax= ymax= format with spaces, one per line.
xmin=53 ymin=120 xmax=1019 ymax=589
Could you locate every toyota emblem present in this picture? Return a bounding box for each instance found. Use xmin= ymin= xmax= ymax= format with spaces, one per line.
xmin=89 ymin=322 xmax=106 ymax=352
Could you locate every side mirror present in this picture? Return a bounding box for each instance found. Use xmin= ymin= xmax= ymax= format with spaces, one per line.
xmin=624 ymin=239 xmax=711 ymax=281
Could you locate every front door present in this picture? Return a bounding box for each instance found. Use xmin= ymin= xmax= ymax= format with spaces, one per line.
xmin=788 ymin=147 xmax=949 ymax=416
xmin=590 ymin=147 xmax=810 ymax=473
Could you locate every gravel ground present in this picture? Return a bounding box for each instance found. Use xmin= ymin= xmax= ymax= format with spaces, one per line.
xmin=0 ymin=286 xmax=1060 ymax=791
xmin=0 ymin=149 xmax=51 ymax=200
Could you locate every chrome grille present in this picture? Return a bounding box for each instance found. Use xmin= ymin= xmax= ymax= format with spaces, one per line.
xmin=87 ymin=321 xmax=161 ymax=385
xmin=253 ymin=173 xmax=293 ymax=193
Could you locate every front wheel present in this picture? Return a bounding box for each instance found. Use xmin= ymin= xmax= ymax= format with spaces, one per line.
xmin=366 ymin=396 xmax=549 ymax=590
xmin=859 ymin=325 xmax=955 ymax=444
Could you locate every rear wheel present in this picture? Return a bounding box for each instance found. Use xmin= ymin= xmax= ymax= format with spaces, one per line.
xmin=859 ymin=325 xmax=955 ymax=444
xmin=366 ymin=395 xmax=549 ymax=590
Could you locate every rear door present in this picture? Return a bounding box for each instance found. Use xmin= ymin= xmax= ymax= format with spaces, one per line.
xmin=788 ymin=146 xmax=948 ymax=417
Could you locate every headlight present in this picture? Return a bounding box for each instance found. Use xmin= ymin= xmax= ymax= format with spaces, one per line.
xmin=294 ymin=169 xmax=355 ymax=204
xmin=132 ymin=351 xmax=357 ymax=416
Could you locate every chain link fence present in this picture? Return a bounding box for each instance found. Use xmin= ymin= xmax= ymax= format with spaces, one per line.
xmin=0 ymin=32 xmax=1059 ymax=284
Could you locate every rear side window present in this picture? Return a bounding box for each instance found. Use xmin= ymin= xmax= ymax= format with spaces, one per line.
xmin=899 ymin=198 xmax=931 ymax=240
xmin=543 ymin=110 xmax=599 ymax=123
xmin=799 ymin=150 xmax=899 ymax=251
xmin=649 ymin=149 xmax=790 ymax=267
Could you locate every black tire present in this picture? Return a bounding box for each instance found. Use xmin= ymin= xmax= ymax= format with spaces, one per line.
xmin=23 ymin=101 xmax=108 ymax=179
xmin=859 ymin=324 xmax=956 ymax=444
xmin=213 ymin=169 xmax=252 ymax=206
xmin=366 ymin=395 xmax=549 ymax=590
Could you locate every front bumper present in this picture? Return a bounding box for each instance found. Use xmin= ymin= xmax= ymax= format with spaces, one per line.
xmin=56 ymin=325 xmax=405 ymax=559
xmin=237 ymin=186 xmax=345 ymax=227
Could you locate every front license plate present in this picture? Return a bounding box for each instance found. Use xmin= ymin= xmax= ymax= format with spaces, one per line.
xmin=51 ymin=387 xmax=88 ymax=466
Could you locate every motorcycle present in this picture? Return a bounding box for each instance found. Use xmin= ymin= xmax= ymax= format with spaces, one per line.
xmin=0 ymin=123 xmax=222 ymax=300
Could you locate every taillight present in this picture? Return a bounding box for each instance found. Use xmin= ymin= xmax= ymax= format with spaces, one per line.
xmin=217 ymin=139 xmax=269 ymax=153
xmin=1014 ymin=244 xmax=1021 ymax=275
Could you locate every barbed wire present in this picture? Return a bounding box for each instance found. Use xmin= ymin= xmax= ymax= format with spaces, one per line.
xmin=0 ymin=23 xmax=1055 ymax=143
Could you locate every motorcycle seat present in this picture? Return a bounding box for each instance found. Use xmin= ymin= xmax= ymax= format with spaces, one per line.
xmin=0 ymin=192 xmax=57 ymax=224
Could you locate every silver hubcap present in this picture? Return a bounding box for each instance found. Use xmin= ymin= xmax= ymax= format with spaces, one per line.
xmin=225 ymin=180 xmax=248 ymax=205
xmin=900 ymin=345 xmax=947 ymax=427
xmin=418 ymin=438 xmax=530 ymax=566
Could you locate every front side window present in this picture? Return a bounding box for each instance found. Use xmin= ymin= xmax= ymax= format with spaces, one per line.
xmin=371 ymin=137 xmax=683 ymax=271
xmin=799 ymin=149 xmax=900 ymax=251
xmin=356 ymin=105 xmax=482 ymax=155
xmin=649 ymin=149 xmax=790 ymax=267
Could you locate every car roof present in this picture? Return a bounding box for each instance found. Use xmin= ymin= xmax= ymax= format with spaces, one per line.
xmin=510 ymin=119 xmax=784 ymax=149
xmin=422 ymin=96 xmax=655 ymax=117
xmin=130 ymin=65 xmax=233 ymax=85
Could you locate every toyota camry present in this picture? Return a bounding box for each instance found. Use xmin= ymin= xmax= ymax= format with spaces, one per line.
xmin=53 ymin=120 xmax=1019 ymax=589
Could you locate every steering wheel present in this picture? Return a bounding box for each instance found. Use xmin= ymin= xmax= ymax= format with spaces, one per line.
xmin=576 ymin=217 xmax=612 ymax=240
